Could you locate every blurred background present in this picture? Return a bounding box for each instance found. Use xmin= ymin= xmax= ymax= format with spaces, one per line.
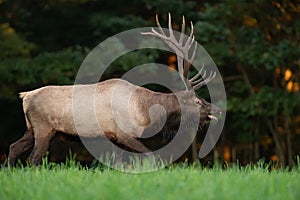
xmin=0 ymin=0 xmax=299 ymax=167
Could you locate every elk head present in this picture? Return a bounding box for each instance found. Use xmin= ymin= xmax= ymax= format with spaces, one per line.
xmin=142 ymin=13 xmax=221 ymax=123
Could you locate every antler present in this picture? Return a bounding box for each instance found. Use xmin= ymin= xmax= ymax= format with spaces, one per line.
xmin=142 ymin=13 xmax=215 ymax=90
xmin=189 ymin=64 xmax=216 ymax=90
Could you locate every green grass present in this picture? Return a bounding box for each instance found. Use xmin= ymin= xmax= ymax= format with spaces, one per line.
xmin=0 ymin=160 xmax=299 ymax=200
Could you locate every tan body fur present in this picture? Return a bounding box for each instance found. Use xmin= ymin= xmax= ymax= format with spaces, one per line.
xmin=8 ymin=79 xmax=198 ymax=165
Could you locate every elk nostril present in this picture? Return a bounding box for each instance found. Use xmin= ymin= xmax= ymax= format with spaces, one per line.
xmin=215 ymin=110 xmax=222 ymax=116
xmin=211 ymin=105 xmax=222 ymax=115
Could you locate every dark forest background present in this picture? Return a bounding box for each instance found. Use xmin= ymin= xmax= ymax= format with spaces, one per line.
xmin=0 ymin=0 xmax=299 ymax=167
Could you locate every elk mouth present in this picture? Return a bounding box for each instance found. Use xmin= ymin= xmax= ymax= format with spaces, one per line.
xmin=208 ymin=114 xmax=218 ymax=121
xmin=207 ymin=106 xmax=222 ymax=122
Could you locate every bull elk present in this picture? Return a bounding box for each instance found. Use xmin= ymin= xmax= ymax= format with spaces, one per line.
xmin=8 ymin=14 xmax=221 ymax=166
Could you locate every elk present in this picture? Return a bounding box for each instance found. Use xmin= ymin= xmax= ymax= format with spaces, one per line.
xmin=8 ymin=14 xmax=221 ymax=166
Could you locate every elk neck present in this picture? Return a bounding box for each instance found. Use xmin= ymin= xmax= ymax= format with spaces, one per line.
xmin=144 ymin=91 xmax=181 ymax=115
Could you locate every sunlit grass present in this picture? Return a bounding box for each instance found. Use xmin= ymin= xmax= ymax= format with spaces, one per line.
xmin=0 ymin=158 xmax=299 ymax=200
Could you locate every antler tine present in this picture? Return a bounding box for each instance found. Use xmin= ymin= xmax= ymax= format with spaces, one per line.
xmin=190 ymin=70 xmax=208 ymax=85
xmin=192 ymin=71 xmax=216 ymax=90
xmin=155 ymin=14 xmax=166 ymax=36
xmin=190 ymin=41 xmax=197 ymax=63
xmin=166 ymin=14 xmax=186 ymax=76
xmin=166 ymin=13 xmax=186 ymax=81
xmin=183 ymin=21 xmax=197 ymax=77
xmin=189 ymin=64 xmax=205 ymax=82
xmin=168 ymin=13 xmax=176 ymax=40
xmin=184 ymin=21 xmax=195 ymax=50
xmin=179 ymin=15 xmax=186 ymax=46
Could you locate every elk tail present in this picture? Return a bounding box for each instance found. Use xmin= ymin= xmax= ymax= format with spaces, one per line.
xmin=19 ymin=92 xmax=28 ymax=99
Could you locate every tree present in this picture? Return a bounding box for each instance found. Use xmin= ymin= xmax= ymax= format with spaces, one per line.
xmin=0 ymin=0 xmax=299 ymax=166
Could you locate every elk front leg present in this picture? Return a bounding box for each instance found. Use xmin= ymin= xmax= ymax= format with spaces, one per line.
xmin=117 ymin=134 xmax=151 ymax=153
xmin=8 ymin=128 xmax=34 ymax=166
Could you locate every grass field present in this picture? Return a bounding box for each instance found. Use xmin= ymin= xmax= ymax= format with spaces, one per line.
xmin=0 ymin=160 xmax=299 ymax=200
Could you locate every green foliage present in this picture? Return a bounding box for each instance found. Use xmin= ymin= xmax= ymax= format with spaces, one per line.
xmin=0 ymin=47 xmax=88 ymax=100
xmin=196 ymin=2 xmax=300 ymax=146
xmin=0 ymin=0 xmax=299 ymax=165
xmin=142 ymin=0 xmax=197 ymax=17
xmin=90 ymin=14 xmax=148 ymax=42
xmin=0 ymin=23 xmax=35 ymax=59
xmin=107 ymin=49 xmax=160 ymax=75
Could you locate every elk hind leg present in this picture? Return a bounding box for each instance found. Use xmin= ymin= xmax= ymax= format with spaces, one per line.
xmin=29 ymin=129 xmax=55 ymax=165
xmin=8 ymin=128 xmax=34 ymax=166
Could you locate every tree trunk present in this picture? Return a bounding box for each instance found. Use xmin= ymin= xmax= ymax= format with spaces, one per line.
xmin=254 ymin=125 xmax=260 ymax=161
xmin=191 ymin=138 xmax=198 ymax=162
xmin=220 ymin=128 xmax=226 ymax=162
xmin=267 ymin=119 xmax=285 ymax=168
xmin=285 ymin=116 xmax=293 ymax=168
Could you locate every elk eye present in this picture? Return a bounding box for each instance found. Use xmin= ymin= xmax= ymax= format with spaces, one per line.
xmin=195 ymin=99 xmax=204 ymax=107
